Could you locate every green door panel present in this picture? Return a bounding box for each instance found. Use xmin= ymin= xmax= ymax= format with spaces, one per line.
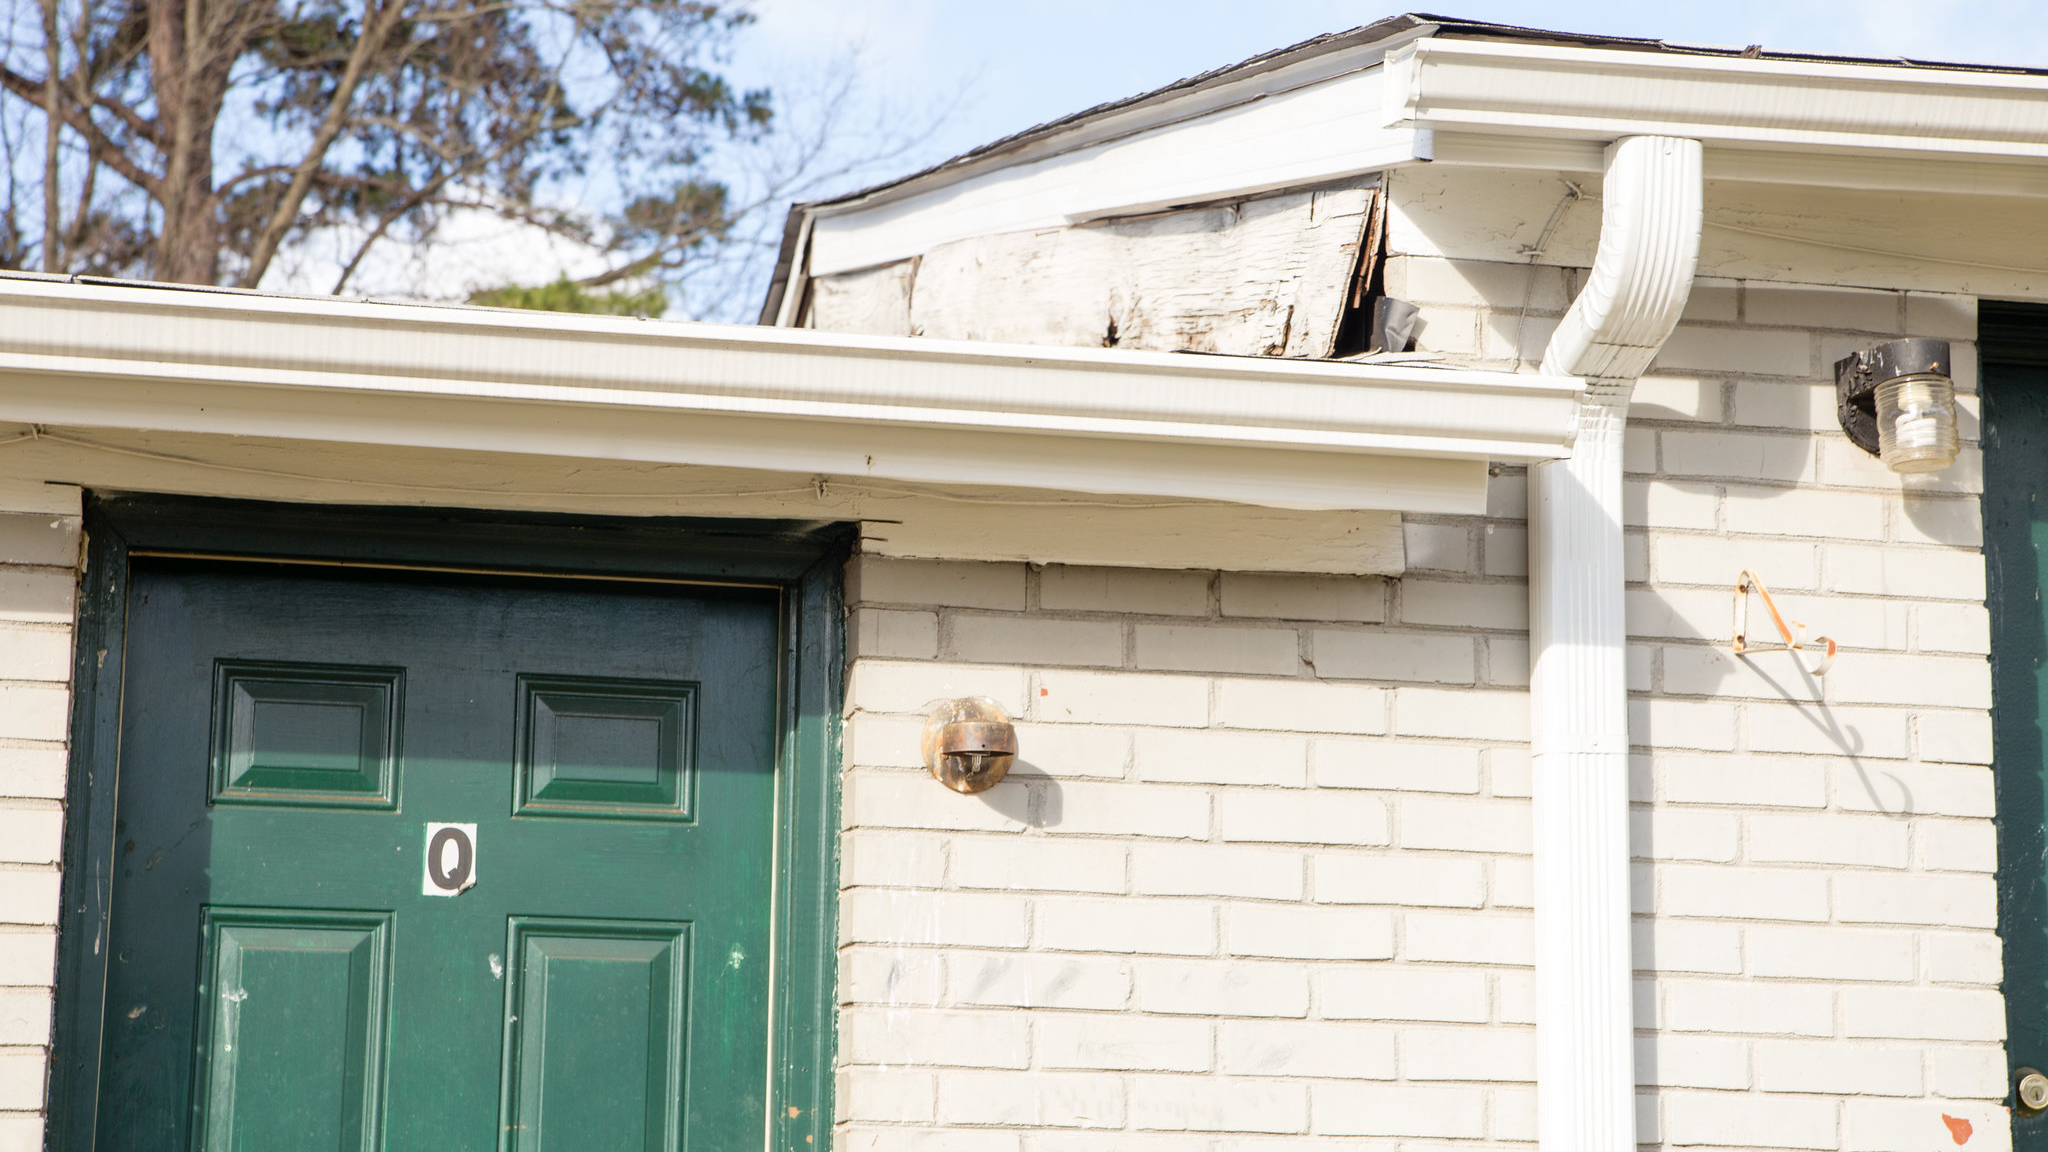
xmin=92 ymin=560 xmax=782 ymax=1150
xmin=193 ymin=909 xmax=391 ymax=1152
xmin=1983 ymin=303 xmax=2048 ymax=1140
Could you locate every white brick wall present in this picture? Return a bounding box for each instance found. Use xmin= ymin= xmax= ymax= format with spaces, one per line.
xmin=836 ymin=267 xmax=2004 ymax=1151
xmin=0 ymin=489 xmax=80 ymax=1150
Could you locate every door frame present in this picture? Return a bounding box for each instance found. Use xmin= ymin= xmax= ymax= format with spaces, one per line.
xmin=48 ymin=493 xmax=849 ymax=1152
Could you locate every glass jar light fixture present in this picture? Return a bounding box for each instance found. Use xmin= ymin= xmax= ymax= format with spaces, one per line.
xmin=1835 ymin=337 xmax=1960 ymax=474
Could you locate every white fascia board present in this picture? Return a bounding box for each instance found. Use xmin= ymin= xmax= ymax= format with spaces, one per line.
xmin=0 ymin=279 xmax=1582 ymax=513
xmin=806 ymin=65 xmax=1427 ymax=278
xmin=1388 ymin=38 xmax=2048 ymax=163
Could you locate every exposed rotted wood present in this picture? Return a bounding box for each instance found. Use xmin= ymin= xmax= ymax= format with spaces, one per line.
xmin=803 ymin=258 xmax=917 ymax=337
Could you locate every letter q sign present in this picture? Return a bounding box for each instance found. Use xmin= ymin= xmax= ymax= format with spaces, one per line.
xmin=423 ymin=823 xmax=478 ymax=896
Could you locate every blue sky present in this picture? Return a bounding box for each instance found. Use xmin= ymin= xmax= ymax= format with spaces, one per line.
xmin=738 ymin=1 xmax=2048 ymax=170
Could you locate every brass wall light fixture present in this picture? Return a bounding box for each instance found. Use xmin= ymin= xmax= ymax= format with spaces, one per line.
xmin=1836 ymin=337 xmax=1960 ymax=473
xmin=921 ymin=697 xmax=1017 ymax=794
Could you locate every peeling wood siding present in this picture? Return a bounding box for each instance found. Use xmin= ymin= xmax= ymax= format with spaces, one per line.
xmin=804 ymin=182 xmax=1379 ymax=357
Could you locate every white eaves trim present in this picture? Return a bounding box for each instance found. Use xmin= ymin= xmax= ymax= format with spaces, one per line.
xmin=0 ymin=278 xmax=1584 ymax=514
xmin=1387 ymin=38 xmax=2048 ymax=160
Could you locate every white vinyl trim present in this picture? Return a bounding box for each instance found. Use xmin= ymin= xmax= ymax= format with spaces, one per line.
xmin=0 ymin=277 xmax=1582 ymax=514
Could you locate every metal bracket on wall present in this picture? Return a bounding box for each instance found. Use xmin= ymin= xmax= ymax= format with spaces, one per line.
xmin=1732 ymin=570 xmax=1836 ymax=676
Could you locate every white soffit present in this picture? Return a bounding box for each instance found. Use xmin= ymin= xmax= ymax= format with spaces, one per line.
xmin=0 ymin=278 xmax=1583 ymax=514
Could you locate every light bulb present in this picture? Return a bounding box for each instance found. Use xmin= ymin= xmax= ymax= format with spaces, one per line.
xmin=1875 ymin=371 xmax=1959 ymax=474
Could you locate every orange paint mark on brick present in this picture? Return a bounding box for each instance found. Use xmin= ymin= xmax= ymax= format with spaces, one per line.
xmin=1040 ymin=688 xmax=1048 ymax=696
xmin=1942 ymin=1114 xmax=1973 ymax=1145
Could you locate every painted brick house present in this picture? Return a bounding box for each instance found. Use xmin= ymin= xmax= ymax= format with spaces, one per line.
xmin=0 ymin=13 xmax=2045 ymax=1152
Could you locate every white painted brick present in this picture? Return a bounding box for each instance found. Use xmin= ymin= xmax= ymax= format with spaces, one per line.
xmin=840 ymin=890 xmax=1029 ymax=949
xmin=1037 ymin=1014 xmax=1211 ymax=1072
xmin=1400 ymin=797 xmax=1530 ymax=854
xmin=1757 ymin=1041 xmax=1923 ymax=1096
xmin=1664 ymin=981 xmax=1835 ymax=1036
xmin=1409 ymin=305 xmax=1482 ymax=355
xmin=1397 ymin=580 xmax=1527 ymax=630
xmin=0 ymin=568 xmax=74 ymax=624
xmin=1492 ymin=856 xmax=1533 ymax=908
xmin=847 ymin=770 xmax=1029 ymax=833
xmin=1502 ymin=972 xmax=1537 ymax=1025
xmin=1402 ymin=1025 xmax=1534 ymax=1081
xmin=851 ymin=661 xmax=1029 ymax=716
xmin=0 ymin=811 xmax=57 ymax=867
xmin=1311 ymin=631 xmax=1473 ymax=685
xmin=1723 ymin=486 xmax=1886 ymax=540
xmin=1314 ymin=853 xmax=1484 ymax=908
xmin=1487 ymin=635 xmax=1534 ymax=688
xmin=0 ymin=933 xmax=53 ymax=987
xmin=1843 ymin=1099 xmax=2006 ymax=1152
xmin=849 ymin=557 xmax=1026 ymax=610
xmin=1664 ymin=430 xmax=1819 ymax=484
xmin=1630 ymin=807 xmax=1737 ymax=862
xmin=1748 ymin=284 xmax=1900 ymax=333
xmin=1011 ymin=722 xmax=1130 ymax=779
xmin=1039 ymin=565 xmax=1209 ymax=615
xmin=1636 ymin=1034 xmax=1748 ymax=1089
xmin=1036 ymin=897 xmax=1214 ymax=956
xmin=1684 ymin=278 xmax=1742 ymax=322
xmin=0 ymin=626 xmax=67 ymax=684
xmin=0 ymin=514 xmax=80 ymax=568
xmin=1829 ymin=652 xmax=1989 ymax=709
xmin=1394 ymin=688 xmax=1527 ymax=741
xmin=841 ymin=947 xmax=944 ymax=1007
xmin=1916 ymin=709 xmax=1982 ymax=762
xmin=1919 ymin=819 xmax=1996 ymax=872
xmin=950 ymin=615 xmax=1123 ymax=667
xmin=1403 ymin=522 xmax=1472 ymax=576
xmin=1313 ymin=740 xmax=1479 ymax=793
xmin=1751 ymin=812 xmax=1908 ymax=867
xmin=0 ymin=481 xmax=79 ymax=515
xmin=1662 ymin=1090 xmax=1836 ymax=1150
xmin=1844 ymin=986 xmax=2005 ymax=1041
xmin=1219 ymin=573 xmax=1385 ymax=622
xmin=937 ymin=1070 xmax=1123 ymax=1129
xmin=1131 ymin=844 xmax=1302 ymax=901
xmin=1020 ymin=1136 xmax=1195 ymax=1152
xmin=952 ymin=836 xmax=1125 ymax=894
xmin=1633 ymin=373 xmax=1724 ymax=423
xmin=1486 ymin=470 xmax=1527 ymax=520
xmin=1226 ymin=905 xmax=1394 ymax=960
xmin=1837 ymin=763 xmax=1994 ymax=818
xmin=0 ymin=1051 xmax=49 ymax=1110
xmin=843 ymin=1008 xmax=1028 ymax=1068
xmin=1318 ymin=965 xmax=1488 ymax=1023
xmin=1628 ymin=699 xmax=1736 ymax=752
xmin=1625 ymin=480 xmax=1719 ymax=531
xmin=1384 ymin=255 xmax=1571 ymax=311
xmin=1837 ymin=872 xmax=1996 ymax=928
xmin=0 ymin=1117 xmax=38 ymax=1152
xmin=1927 ymin=931 xmax=2003 ymax=986
xmin=839 ymin=1069 xmax=935 ymax=1124
xmin=838 ymin=1125 xmax=1014 ymax=1152
xmin=1664 ymin=645 xmax=1822 ymax=702
xmin=842 ymin=830 xmax=948 ymax=889
xmin=0 ymin=871 xmax=59 ymax=925
xmin=1037 ymin=670 xmax=1206 ymax=728
xmin=1655 ymin=326 xmax=1812 ymax=377
xmin=948 ymin=952 xmax=1130 ymax=1011
xmin=1129 ymin=1076 xmax=1307 ymax=1134
xmin=849 ymin=608 xmax=939 ymax=659
xmin=1218 ymin=1020 xmax=1396 ymax=1079
xmin=1402 ymin=912 xmax=1532 ymax=966
xmin=1749 ymin=925 xmax=1916 ymax=982
xmin=1825 ymin=543 xmax=1985 ymax=600
xmin=1215 ymin=678 xmax=1385 ymax=735
xmin=1890 ymin=494 xmax=1983 ymax=547
xmin=1135 ymin=624 xmax=1298 ymax=676
xmin=846 ymin=713 xmax=924 ymax=768
xmin=1309 ymin=1084 xmax=1485 ymax=1139
xmin=1627 ymin=586 xmax=1743 ymax=641
xmin=0 ymin=684 xmax=68 ymax=743
xmin=1047 ymin=782 xmax=1208 ymax=840
xmin=1490 ymin=747 xmax=1531 ymax=798
xmin=0 ymin=991 xmax=47 ymax=1047
xmin=1494 ymin=1087 xmax=1538 ymax=1141
xmin=1748 ymin=703 xmax=1909 ymax=759
xmin=1482 ymin=523 xmax=1526 ymax=578
xmin=1733 ymin=378 xmax=1832 ymax=432
xmin=1217 ymin=790 xmax=1389 ymax=846
xmin=1928 ymin=1045 xmax=2007 ymax=1098
xmin=1907 ymin=292 xmax=1977 ymax=340
xmin=1135 ymin=959 xmax=1308 ymax=1018
xmin=1914 ymin=601 xmax=1990 ymax=654
xmin=1134 ymin=728 xmax=1304 ymax=786
xmin=1654 ymin=535 xmax=1816 ymax=589
xmin=1658 ymin=865 xmax=1828 ymax=921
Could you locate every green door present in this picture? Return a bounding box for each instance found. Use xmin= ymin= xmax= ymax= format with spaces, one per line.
xmin=91 ymin=557 xmax=781 ymax=1150
xmin=1985 ymin=301 xmax=2048 ymax=1140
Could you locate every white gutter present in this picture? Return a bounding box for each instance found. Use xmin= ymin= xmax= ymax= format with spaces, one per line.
xmin=1529 ymin=136 xmax=1703 ymax=1152
xmin=0 ymin=277 xmax=1583 ymax=515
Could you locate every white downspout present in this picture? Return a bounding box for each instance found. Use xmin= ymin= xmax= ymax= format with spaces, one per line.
xmin=1530 ymin=135 xmax=1703 ymax=1152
